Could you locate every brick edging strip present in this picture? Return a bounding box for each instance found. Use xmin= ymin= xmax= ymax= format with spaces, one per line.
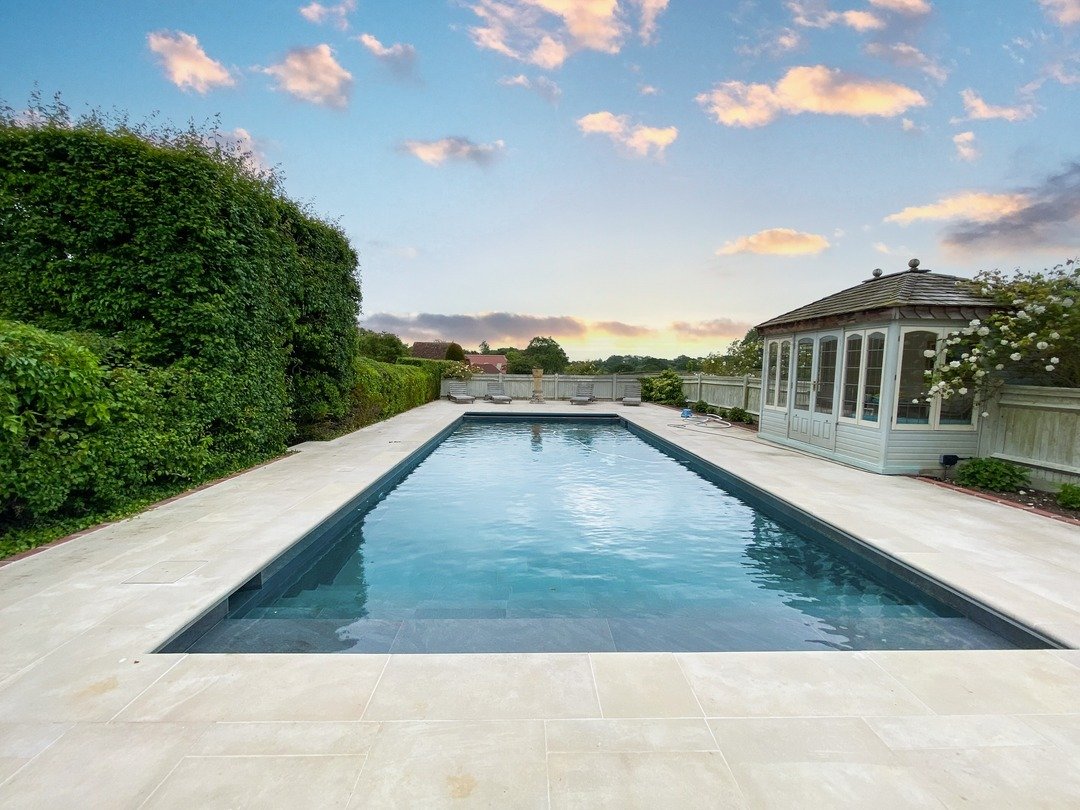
xmin=915 ymin=475 xmax=1080 ymax=527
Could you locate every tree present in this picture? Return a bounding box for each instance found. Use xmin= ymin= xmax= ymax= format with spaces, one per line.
xmin=566 ymin=360 xmax=600 ymax=374
xmin=701 ymin=329 xmax=763 ymax=376
xmin=505 ymin=349 xmax=531 ymax=374
xmin=923 ymin=260 xmax=1079 ymax=405
xmin=444 ymin=342 xmax=466 ymax=362
xmin=522 ymin=336 xmax=569 ymax=373
xmin=478 ymin=340 xmax=491 ymax=354
xmin=356 ymin=329 xmax=408 ymax=363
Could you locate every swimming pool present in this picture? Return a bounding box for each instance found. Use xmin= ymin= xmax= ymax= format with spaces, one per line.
xmin=164 ymin=416 xmax=1048 ymax=653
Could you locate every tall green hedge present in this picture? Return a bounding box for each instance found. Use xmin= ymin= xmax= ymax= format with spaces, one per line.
xmin=0 ymin=119 xmax=360 ymax=462
xmin=0 ymin=113 xmax=363 ymax=551
xmin=396 ymin=357 xmax=461 ymax=400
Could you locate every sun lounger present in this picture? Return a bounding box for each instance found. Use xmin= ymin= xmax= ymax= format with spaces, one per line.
xmin=622 ymin=382 xmax=641 ymax=406
xmin=447 ymin=381 xmax=475 ymax=404
xmin=485 ymin=381 xmax=512 ymax=404
xmin=569 ymin=382 xmax=594 ymax=405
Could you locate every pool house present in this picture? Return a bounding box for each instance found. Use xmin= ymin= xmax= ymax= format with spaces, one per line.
xmin=756 ymin=260 xmax=998 ymax=474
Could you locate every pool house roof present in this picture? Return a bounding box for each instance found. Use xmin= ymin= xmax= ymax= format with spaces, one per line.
xmin=757 ymin=263 xmax=997 ymax=334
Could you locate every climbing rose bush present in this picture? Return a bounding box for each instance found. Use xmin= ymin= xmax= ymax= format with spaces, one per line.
xmin=923 ymin=260 xmax=1078 ymax=407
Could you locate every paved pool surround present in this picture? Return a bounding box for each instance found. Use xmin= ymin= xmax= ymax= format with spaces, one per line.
xmin=1 ymin=401 xmax=1079 ymax=807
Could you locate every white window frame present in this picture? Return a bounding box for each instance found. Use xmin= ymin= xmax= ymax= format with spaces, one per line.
xmin=838 ymin=328 xmax=886 ymax=428
xmin=892 ymin=326 xmax=977 ymax=431
xmin=763 ymin=337 xmax=793 ymax=411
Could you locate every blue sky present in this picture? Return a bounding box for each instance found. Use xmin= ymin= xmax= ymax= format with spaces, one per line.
xmin=3 ymin=0 xmax=1078 ymax=358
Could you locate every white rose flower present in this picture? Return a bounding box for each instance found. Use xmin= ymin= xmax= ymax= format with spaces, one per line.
xmin=958 ymin=387 xmax=968 ymax=395
xmin=970 ymin=319 xmax=981 ymax=326
xmin=975 ymin=370 xmax=986 ymax=377
xmin=1046 ymin=365 xmax=1056 ymax=372
xmin=1050 ymin=331 xmax=1060 ymax=339
xmin=923 ymin=349 xmax=936 ymax=358
xmin=1010 ymin=353 xmax=1022 ymax=361
xmin=911 ymin=398 xmax=919 ymax=404
xmin=949 ymin=360 xmax=961 ymax=368
xmin=1051 ymin=357 xmax=1060 ymax=364
xmin=1064 ymin=298 xmax=1074 ymax=307
xmin=1037 ymin=341 xmax=1049 ymax=350
xmin=995 ymin=363 xmax=1004 ymax=370
xmin=977 ymin=327 xmax=990 ymax=336
xmin=981 ymin=411 xmax=989 ymax=417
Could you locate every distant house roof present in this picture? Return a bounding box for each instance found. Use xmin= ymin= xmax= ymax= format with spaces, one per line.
xmin=466 ymin=354 xmax=508 ymax=374
xmin=410 ymin=341 xmax=452 ymax=359
xmin=757 ymin=266 xmax=996 ymax=333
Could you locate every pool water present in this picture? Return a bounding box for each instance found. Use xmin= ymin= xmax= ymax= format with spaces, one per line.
xmin=184 ymin=418 xmax=1021 ymax=653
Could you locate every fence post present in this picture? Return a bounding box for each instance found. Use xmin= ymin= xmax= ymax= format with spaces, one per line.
xmin=742 ymin=375 xmax=750 ymax=410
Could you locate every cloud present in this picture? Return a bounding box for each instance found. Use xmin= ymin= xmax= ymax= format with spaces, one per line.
xmin=367 ymin=240 xmax=420 ymax=260
xmin=299 ymin=0 xmax=356 ymax=30
xmin=940 ymin=163 xmax=1080 ymax=251
xmin=639 ymin=83 xmax=659 ymax=95
xmin=576 ymin=111 xmax=678 ymax=158
xmin=146 ymin=31 xmax=235 ymax=93
xmin=869 ymin=0 xmax=931 ymax=14
xmin=952 ymin=131 xmax=978 ymax=162
xmin=498 ymin=73 xmax=562 ymax=103
xmin=901 ymin=117 xmax=923 ymax=132
xmin=716 ymin=228 xmax=831 ymax=256
xmin=671 ymin=318 xmax=755 ymax=339
xmin=399 ymin=137 xmax=505 ymax=166
xmin=953 ymin=88 xmax=1035 ymax=122
xmin=787 ymin=2 xmax=884 ymax=31
xmin=261 ymin=44 xmax=352 ymax=108
xmin=208 ymin=127 xmax=271 ymax=173
xmin=696 ymin=64 xmax=925 ymax=128
xmin=465 ymin=0 xmax=637 ymax=69
xmin=864 ymin=42 xmax=947 ymax=83
xmin=630 ymin=0 xmax=670 ymax=44
xmin=884 ymin=191 xmax=1031 ymax=224
xmin=1039 ymin=0 xmax=1080 ymax=25
xmin=736 ymin=27 xmax=803 ymax=58
xmin=873 ymin=241 xmax=893 ymax=254
xmin=356 ymin=33 xmax=417 ymax=77
xmin=359 ymin=312 xmax=653 ymax=345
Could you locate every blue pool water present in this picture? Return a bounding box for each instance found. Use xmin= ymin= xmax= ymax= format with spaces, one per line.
xmin=182 ymin=418 xmax=1026 ymax=653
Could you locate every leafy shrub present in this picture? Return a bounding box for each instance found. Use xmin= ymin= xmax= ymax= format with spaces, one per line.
xmin=692 ymin=399 xmax=709 ymax=413
xmin=954 ymin=457 xmax=1031 ymax=492
xmin=641 ymin=370 xmax=685 ymax=406
xmin=396 ymin=357 xmax=464 ymax=397
xmin=444 ymin=342 xmax=467 ymax=363
xmin=1058 ymin=483 xmax=1080 ymax=510
xmin=357 ymin=329 xmax=408 ymax=363
xmin=294 ymin=358 xmax=435 ymax=442
xmin=726 ymin=406 xmax=755 ymax=424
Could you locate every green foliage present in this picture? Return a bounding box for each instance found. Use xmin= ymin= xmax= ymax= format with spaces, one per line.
xmin=701 ymin=329 xmax=763 ymax=376
xmin=1 ymin=320 xmax=213 ymax=537
xmin=641 ymin=369 xmax=686 ymax=406
xmin=357 ymin=329 xmax=409 ymax=363
xmin=724 ymin=406 xmax=755 ymax=424
xmin=1057 ymin=483 xmax=1080 ymax=510
xmin=395 ymin=357 xmax=461 ymax=397
xmin=692 ymin=399 xmax=709 ymax=413
xmin=0 ymin=106 xmax=363 ymax=553
xmin=925 ymin=260 xmax=1079 ymax=402
xmin=954 ymin=457 xmax=1031 ymax=492
xmin=505 ymin=349 xmax=531 ymax=374
xmin=566 ymin=360 xmax=601 ymax=375
xmin=444 ymin=342 xmax=467 ymax=363
xmin=523 ymin=336 xmax=569 ymax=373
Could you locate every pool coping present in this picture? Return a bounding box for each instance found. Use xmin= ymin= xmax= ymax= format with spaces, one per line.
xmin=2 ymin=400 xmax=1079 ymax=807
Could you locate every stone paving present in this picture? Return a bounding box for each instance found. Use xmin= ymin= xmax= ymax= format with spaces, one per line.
xmin=1 ymin=400 xmax=1078 ymax=808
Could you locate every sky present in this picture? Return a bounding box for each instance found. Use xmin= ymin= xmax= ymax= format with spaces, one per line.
xmin=2 ymin=1 xmax=1079 ymax=359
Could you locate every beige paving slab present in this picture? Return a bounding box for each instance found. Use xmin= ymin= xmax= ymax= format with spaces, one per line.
xmin=868 ymin=650 xmax=1080 ymax=714
xmin=0 ymin=722 xmax=71 ymax=783
xmin=589 ymin=653 xmax=703 ymax=718
xmin=0 ymin=627 xmax=182 ymax=722
xmin=116 ymin=654 xmax=387 ymax=722
xmin=1015 ymin=714 xmax=1080 ymax=753
xmin=362 ymin=654 xmax=600 ymax=721
xmin=544 ymin=718 xmax=717 ymax=753
xmin=348 ymin=720 xmax=547 ymax=808
xmin=709 ymin=717 xmax=895 ymax=764
xmin=143 ymin=754 xmax=363 ymax=809
xmin=191 ymin=721 xmax=381 ymax=756
xmin=121 ymin=560 xmax=207 ymax=584
xmin=725 ymin=760 xmax=947 ymax=809
xmin=895 ymin=745 xmax=1080 ymax=808
xmin=547 ymin=751 xmax=746 ymax=809
xmin=865 ymin=713 xmax=1054 ymax=750
xmin=678 ymin=652 xmax=933 ymax=718
xmin=0 ymin=722 xmax=206 ymax=809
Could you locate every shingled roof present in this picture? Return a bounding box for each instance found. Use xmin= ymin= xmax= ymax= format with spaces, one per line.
xmin=410 ymin=341 xmax=452 ymax=359
xmin=757 ymin=266 xmax=996 ymax=333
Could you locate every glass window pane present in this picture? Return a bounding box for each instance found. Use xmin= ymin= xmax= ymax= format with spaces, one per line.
xmin=841 ymin=334 xmax=862 ymax=419
xmin=814 ymin=337 xmax=838 ymax=415
xmin=862 ymin=332 xmax=885 ymax=423
xmin=794 ymin=338 xmax=813 ymax=410
xmin=895 ymin=331 xmax=936 ymax=424
xmin=777 ymin=341 xmax=791 ymax=408
xmin=766 ymin=342 xmax=778 ymax=406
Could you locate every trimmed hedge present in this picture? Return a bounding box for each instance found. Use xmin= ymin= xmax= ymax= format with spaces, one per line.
xmin=295 ymin=358 xmax=435 ymax=442
xmin=1 ymin=320 xmax=214 ymax=546
xmin=396 ymin=357 xmax=461 ymax=400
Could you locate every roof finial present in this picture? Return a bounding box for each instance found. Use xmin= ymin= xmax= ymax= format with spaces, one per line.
xmin=908 ymin=258 xmax=930 ymax=273
xmin=872 ymin=268 xmax=883 ymax=278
